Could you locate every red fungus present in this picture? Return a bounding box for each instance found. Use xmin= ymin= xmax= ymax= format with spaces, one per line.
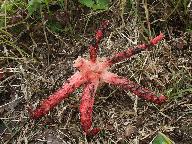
xmin=29 ymin=20 xmax=167 ymax=136
xmin=80 ymin=82 xmax=100 ymax=136
xmin=30 ymin=72 xmax=87 ymax=119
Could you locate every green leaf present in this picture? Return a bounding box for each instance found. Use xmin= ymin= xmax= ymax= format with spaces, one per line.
xmin=79 ymin=0 xmax=109 ymax=10
xmin=46 ymin=20 xmax=64 ymax=33
xmin=150 ymin=132 xmax=175 ymax=144
xmin=1 ymin=2 xmax=14 ymax=12
xmin=1 ymin=0 xmax=26 ymax=14
xmin=79 ymin=0 xmax=94 ymax=8
xmin=28 ymin=0 xmax=43 ymax=15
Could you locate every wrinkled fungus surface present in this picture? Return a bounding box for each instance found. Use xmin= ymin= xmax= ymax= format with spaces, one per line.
xmin=29 ymin=20 xmax=166 ymax=137
xmin=74 ymin=57 xmax=109 ymax=83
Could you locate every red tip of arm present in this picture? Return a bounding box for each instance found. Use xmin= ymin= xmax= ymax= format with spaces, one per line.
xmin=89 ymin=20 xmax=109 ymax=63
xmin=80 ymin=82 xmax=100 ymax=136
xmin=102 ymin=72 xmax=167 ymax=105
xmin=150 ymin=33 xmax=164 ymax=45
xmin=106 ymin=33 xmax=165 ymax=65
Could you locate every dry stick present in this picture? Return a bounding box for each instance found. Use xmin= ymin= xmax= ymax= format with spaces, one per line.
xmin=79 ymin=82 xmax=100 ymax=136
xmin=30 ymin=72 xmax=87 ymax=119
xmin=89 ymin=20 xmax=109 ymax=63
xmin=106 ymin=33 xmax=164 ymax=65
xmin=102 ymin=72 xmax=166 ymax=104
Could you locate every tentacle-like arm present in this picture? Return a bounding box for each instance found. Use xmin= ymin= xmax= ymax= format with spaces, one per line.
xmin=80 ymin=82 xmax=100 ymax=136
xmin=106 ymin=33 xmax=164 ymax=65
xmin=30 ymin=72 xmax=87 ymax=119
xmin=89 ymin=20 xmax=109 ymax=63
xmin=102 ymin=72 xmax=166 ymax=104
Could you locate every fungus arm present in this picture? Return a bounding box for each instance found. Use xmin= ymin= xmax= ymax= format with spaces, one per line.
xmin=107 ymin=33 xmax=164 ymax=65
xmin=30 ymin=72 xmax=86 ymax=119
xmin=89 ymin=20 xmax=109 ymax=63
xmin=80 ymin=82 xmax=100 ymax=136
xmin=102 ymin=72 xmax=166 ymax=104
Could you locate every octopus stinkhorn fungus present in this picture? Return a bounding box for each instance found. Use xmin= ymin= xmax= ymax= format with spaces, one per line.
xmin=29 ymin=20 xmax=166 ymax=136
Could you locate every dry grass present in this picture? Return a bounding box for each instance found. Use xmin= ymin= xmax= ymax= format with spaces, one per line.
xmin=0 ymin=0 xmax=192 ymax=143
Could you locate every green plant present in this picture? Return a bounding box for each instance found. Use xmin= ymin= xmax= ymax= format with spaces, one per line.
xmin=1 ymin=0 xmax=26 ymax=14
xmin=0 ymin=0 xmax=27 ymax=28
xmin=46 ymin=20 xmax=64 ymax=33
xmin=28 ymin=0 xmax=43 ymax=15
xmin=166 ymin=69 xmax=192 ymax=99
xmin=79 ymin=0 xmax=109 ymax=10
xmin=150 ymin=132 xmax=175 ymax=144
xmin=27 ymin=0 xmax=64 ymax=15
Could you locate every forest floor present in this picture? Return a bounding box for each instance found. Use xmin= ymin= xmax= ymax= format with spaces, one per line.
xmin=0 ymin=0 xmax=192 ymax=143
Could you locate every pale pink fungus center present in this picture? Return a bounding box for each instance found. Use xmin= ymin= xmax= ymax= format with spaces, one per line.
xmin=73 ymin=56 xmax=109 ymax=82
